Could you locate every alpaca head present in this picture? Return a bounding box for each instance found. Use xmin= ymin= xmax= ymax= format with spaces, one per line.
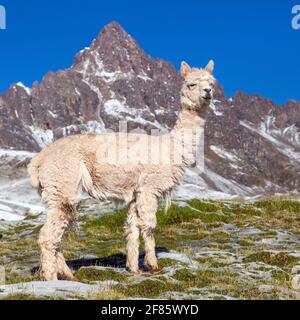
xmin=180 ymin=60 xmax=216 ymax=117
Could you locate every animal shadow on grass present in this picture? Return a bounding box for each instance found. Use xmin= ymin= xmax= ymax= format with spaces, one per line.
xmin=31 ymin=247 xmax=169 ymax=275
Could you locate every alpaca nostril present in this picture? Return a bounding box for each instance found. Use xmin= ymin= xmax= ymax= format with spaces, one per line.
xmin=204 ymin=88 xmax=211 ymax=93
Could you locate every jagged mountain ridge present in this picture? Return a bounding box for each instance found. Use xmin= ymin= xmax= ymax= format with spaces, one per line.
xmin=0 ymin=22 xmax=299 ymax=199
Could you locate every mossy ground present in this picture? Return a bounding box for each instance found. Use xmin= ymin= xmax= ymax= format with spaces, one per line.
xmin=74 ymin=267 xmax=131 ymax=283
xmin=0 ymin=197 xmax=299 ymax=300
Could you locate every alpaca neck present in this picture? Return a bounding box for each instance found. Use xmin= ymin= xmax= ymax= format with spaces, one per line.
xmin=173 ymin=107 xmax=205 ymax=131
xmin=170 ymin=102 xmax=206 ymax=168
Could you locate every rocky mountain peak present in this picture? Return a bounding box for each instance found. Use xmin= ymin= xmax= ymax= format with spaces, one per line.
xmin=73 ymin=21 xmax=151 ymax=76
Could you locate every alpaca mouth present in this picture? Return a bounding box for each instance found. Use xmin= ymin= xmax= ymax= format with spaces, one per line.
xmin=202 ymin=95 xmax=211 ymax=101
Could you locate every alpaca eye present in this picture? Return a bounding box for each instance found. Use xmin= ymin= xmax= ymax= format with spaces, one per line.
xmin=188 ymin=84 xmax=197 ymax=89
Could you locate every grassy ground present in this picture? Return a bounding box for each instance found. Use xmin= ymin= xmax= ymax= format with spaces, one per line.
xmin=0 ymin=197 xmax=300 ymax=300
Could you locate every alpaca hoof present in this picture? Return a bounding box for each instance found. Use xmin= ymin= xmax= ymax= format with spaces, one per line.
xmin=126 ymin=266 xmax=142 ymax=274
xmin=70 ymin=276 xmax=81 ymax=282
xmin=58 ymin=274 xmax=79 ymax=282
xmin=128 ymin=268 xmax=144 ymax=275
xmin=40 ymin=273 xmax=58 ymax=282
xmin=133 ymin=269 xmax=144 ymax=275
xmin=149 ymin=268 xmax=162 ymax=275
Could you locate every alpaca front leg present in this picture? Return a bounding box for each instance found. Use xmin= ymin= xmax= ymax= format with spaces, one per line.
xmin=136 ymin=192 xmax=159 ymax=273
xmin=141 ymin=227 xmax=159 ymax=273
xmin=39 ymin=237 xmax=58 ymax=281
xmin=125 ymin=202 xmax=140 ymax=274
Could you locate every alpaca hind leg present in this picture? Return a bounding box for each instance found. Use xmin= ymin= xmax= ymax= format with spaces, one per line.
xmin=56 ymin=251 xmax=77 ymax=281
xmin=56 ymin=207 xmax=78 ymax=281
xmin=125 ymin=202 xmax=140 ymax=274
xmin=136 ymin=192 xmax=159 ymax=273
xmin=38 ymin=206 xmax=74 ymax=281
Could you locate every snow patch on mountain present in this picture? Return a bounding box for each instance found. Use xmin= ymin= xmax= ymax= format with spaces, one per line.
xmin=104 ymin=99 xmax=131 ymax=117
xmin=210 ymin=100 xmax=224 ymax=116
xmin=210 ymin=146 xmax=240 ymax=164
xmin=203 ymin=167 xmax=256 ymax=196
xmin=60 ymin=121 xmax=106 ymax=136
xmin=28 ymin=126 xmax=54 ymax=148
xmin=240 ymin=119 xmax=300 ymax=165
xmin=137 ymin=72 xmax=153 ymax=82
xmin=47 ymin=110 xmax=58 ymax=119
xmin=265 ymin=115 xmax=300 ymax=148
xmin=15 ymin=82 xmax=31 ymax=95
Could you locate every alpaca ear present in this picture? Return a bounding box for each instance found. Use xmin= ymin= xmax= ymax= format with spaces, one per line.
xmin=205 ymin=60 xmax=214 ymax=74
xmin=180 ymin=61 xmax=191 ymax=77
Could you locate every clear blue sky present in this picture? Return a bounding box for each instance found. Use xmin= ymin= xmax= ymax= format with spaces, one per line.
xmin=0 ymin=0 xmax=299 ymax=104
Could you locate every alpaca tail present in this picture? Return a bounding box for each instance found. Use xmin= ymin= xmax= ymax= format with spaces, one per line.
xmin=28 ymin=153 xmax=43 ymax=189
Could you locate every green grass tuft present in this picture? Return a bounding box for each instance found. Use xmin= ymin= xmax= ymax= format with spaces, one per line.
xmin=244 ymin=252 xmax=299 ymax=268
xmin=115 ymin=279 xmax=184 ymax=298
xmin=75 ymin=267 xmax=129 ymax=283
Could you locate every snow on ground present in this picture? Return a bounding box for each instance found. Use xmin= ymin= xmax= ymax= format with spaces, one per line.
xmin=175 ymin=184 xmax=236 ymax=201
xmin=0 ymin=198 xmax=43 ymax=215
xmin=0 ymin=149 xmax=44 ymax=222
xmin=0 ymin=203 xmax=25 ymax=221
xmin=0 ymin=149 xmax=36 ymax=159
xmin=0 ymin=177 xmax=44 ymax=222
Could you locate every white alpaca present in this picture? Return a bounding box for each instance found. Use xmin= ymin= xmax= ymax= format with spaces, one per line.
xmin=28 ymin=61 xmax=216 ymax=281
